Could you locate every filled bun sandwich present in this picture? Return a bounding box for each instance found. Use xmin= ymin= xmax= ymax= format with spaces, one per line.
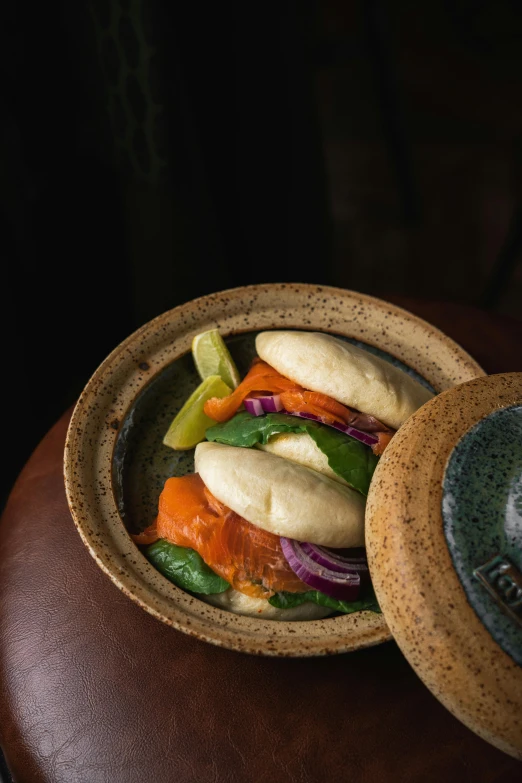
xmin=204 ymin=331 xmax=433 ymax=494
xmin=133 ymin=330 xmax=433 ymax=619
xmin=134 ymin=441 xmax=367 ymax=619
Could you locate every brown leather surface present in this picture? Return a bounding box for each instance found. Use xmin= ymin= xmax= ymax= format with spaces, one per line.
xmin=1 ymin=299 xmax=522 ymax=783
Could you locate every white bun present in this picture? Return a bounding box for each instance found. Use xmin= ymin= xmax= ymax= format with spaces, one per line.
xmin=256 ymin=330 xmax=433 ymax=430
xmin=258 ymin=432 xmax=348 ymax=485
xmin=194 ymin=441 xmax=365 ymax=547
xmin=203 ymin=589 xmax=332 ymax=620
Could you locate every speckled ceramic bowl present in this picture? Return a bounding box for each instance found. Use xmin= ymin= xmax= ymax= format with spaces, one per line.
xmin=64 ymin=283 xmax=484 ymax=656
xmin=366 ymin=373 xmax=522 ymax=758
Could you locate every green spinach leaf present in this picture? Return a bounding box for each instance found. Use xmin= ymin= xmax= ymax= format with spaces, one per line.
xmin=268 ymin=587 xmax=381 ymax=614
xmin=206 ymin=411 xmax=378 ymax=495
xmin=145 ymin=539 xmax=230 ymax=594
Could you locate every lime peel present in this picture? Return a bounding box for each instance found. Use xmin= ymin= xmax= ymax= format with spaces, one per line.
xmin=192 ymin=329 xmax=241 ymax=390
xmin=163 ymin=375 xmax=232 ymax=450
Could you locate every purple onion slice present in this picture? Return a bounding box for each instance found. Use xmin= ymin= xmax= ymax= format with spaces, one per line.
xmin=300 ymin=542 xmax=368 ymax=570
xmin=293 ymin=412 xmax=379 ymax=446
xmin=280 ymin=537 xmax=361 ymax=601
xmin=243 ymin=397 xmax=264 ymax=416
xmin=254 ymin=394 xmax=283 ymax=412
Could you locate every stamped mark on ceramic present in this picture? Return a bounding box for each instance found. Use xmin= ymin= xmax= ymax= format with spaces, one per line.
xmin=474 ymin=555 xmax=522 ymax=628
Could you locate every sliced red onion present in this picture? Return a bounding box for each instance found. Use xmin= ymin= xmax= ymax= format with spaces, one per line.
xmin=243 ymin=394 xmax=379 ymax=447
xmin=243 ymin=397 xmax=264 ymax=416
xmin=299 ymin=542 xmax=368 ymax=571
xmin=292 ymin=411 xmax=320 ymax=421
xmin=291 ymin=411 xmax=379 ymax=447
xmin=280 ymin=537 xmax=361 ymax=601
xmin=253 ymin=394 xmax=283 ymax=412
xmin=333 ymin=423 xmax=378 ymax=446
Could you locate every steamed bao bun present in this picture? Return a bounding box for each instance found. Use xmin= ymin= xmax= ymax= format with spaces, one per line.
xmin=252 ymin=330 xmax=433 ymax=485
xmin=256 ymin=330 xmax=433 ymax=431
xmin=203 ymin=589 xmax=332 ymax=620
xmin=194 ymin=442 xmax=365 ymax=548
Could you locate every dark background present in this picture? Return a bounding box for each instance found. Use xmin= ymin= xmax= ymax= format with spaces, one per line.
xmin=2 ymin=0 xmax=522 ymax=510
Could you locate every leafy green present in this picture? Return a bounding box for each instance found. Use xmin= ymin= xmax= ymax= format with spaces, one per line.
xmin=144 ymin=539 xmax=380 ymax=615
xmin=145 ymin=539 xmax=229 ymax=594
xmin=268 ymin=587 xmax=381 ymax=614
xmin=206 ymin=412 xmax=378 ymax=495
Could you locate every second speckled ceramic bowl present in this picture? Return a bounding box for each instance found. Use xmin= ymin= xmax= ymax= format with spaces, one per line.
xmin=64 ymin=283 xmax=484 ymax=656
xmin=366 ymin=373 xmax=522 ymax=758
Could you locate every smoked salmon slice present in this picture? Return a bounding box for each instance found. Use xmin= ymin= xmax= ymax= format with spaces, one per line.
xmin=203 ymin=357 xmax=395 ymax=454
xmin=279 ymin=389 xmax=359 ymax=427
xmin=372 ymin=431 xmax=393 ymax=455
xmin=133 ymin=473 xmax=308 ymax=599
xmin=203 ymin=358 xmax=300 ymax=422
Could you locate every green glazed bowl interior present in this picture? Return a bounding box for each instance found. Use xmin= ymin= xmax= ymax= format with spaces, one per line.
xmin=64 ymin=284 xmax=484 ymax=656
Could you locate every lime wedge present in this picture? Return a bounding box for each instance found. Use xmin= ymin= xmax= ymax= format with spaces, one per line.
xmin=163 ymin=375 xmax=232 ymax=450
xmin=192 ymin=329 xmax=241 ymax=389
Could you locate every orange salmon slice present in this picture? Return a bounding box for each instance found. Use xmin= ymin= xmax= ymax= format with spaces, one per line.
xmin=133 ymin=473 xmax=307 ymax=599
xmin=203 ymin=357 xmax=394 ymax=455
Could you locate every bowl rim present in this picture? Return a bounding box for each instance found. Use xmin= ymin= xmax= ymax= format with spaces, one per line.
xmin=63 ymin=283 xmax=485 ymax=656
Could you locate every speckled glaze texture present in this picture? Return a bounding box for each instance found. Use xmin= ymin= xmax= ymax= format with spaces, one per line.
xmin=366 ymin=373 xmax=522 ymax=758
xmin=64 ymin=283 xmax=484 ymax=657
xmin=443 ymin=405 xmax=522 ymax=666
